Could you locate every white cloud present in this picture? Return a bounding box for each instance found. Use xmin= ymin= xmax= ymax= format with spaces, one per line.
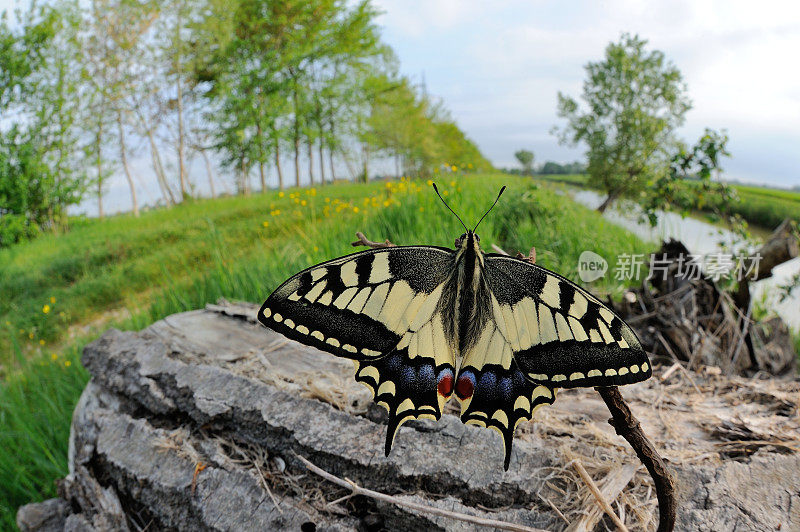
xmin=375 ymin=0 xmax=800 ymax=185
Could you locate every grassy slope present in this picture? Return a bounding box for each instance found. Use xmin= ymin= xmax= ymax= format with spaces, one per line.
xmin=0 ymin=174 xmax=649 ymax=528
xmin=533 ymin=173 xmax=800 ymax=231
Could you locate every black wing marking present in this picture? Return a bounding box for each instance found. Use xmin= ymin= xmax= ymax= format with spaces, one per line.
xmin=258 ymin=246 xmax=457 ymax=455
xmin=483 ymin=254 xmax=652 ymax=388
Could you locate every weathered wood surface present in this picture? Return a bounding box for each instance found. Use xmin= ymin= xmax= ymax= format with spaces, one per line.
xmin=18 ymin=301 xmax=800 ymax=531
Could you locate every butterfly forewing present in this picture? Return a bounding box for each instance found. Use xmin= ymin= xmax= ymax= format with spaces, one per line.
xmin=258 ymin=246 xmax=458 ymax=454
xmin=482 ymin=254 xmax=652 ymax=387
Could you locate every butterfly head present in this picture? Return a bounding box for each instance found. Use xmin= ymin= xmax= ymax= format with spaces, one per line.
xmin=455 ymin=231 xmax=481 ymax=251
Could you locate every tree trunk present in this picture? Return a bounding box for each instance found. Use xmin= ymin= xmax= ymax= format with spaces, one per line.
xmin=147 ymin=129 xmax=173 ymax=206
xmin=292 ymin=79 xmax=301 ymax=187
xmin=274 ymin=138 xmax=284 ymax=190
xmin=318 ymin=140 xmax=326 ymax=185
xmin=361 ymin=144 xmax=369 ymax=184
xmin=294 ymin=133 xmax=301 ymax=187
xmin=308 ymin=139 xmax=315 ymax=185
xmin=175 ymin=11 xmax=187 ymax=199
xmin=328 ymin=149 xmax=335 ymax=182
xmin=96 ymin=124 xmax=104 ymax=219
xmin=597 ymin=191 xmax=620 ymax=213
xmin=116 ymin=112 xmax=139 ymax=217
xmin=200 ymin=149 xmax=216 ymax=198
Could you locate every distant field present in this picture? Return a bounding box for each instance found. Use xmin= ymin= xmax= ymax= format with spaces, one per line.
xmin=531 ymin=173 xmax=800 ymax=230
xmin=0 ymin=174 xmax=650 ymax=527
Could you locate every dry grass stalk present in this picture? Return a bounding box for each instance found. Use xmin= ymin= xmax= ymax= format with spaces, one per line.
xmin=296 ymin=454 xmax=549 ymax=532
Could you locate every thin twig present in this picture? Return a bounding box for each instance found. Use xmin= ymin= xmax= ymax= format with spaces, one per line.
xmin=351 ymin=231 xmax=395 ymax=248
xmin=595 ymin=387 xmax=677 ymax=532
xmin=570 ymin=460 xmax=630 ymax=532
xmin=295 ymin=454 xmax=548 ymax=532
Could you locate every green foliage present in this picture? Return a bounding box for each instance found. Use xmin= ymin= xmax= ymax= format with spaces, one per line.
xmin=514 ymin=149 xmax=534 ymax=174
xmin=539 ymin=161 xmax=586 ymax=175
xmin=642 ymin=128 xmax=739 ymax=231
xmin=555 ymin=33 xmax=692 ymax=213
xmin=363 ymin=75 xmax=492 ymax=177
xmin=0 ymin=2 xmax=88 ymax=246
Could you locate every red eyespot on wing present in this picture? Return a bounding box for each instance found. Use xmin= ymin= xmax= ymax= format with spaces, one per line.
xmin=455 ymin=374 xmax=475 ymax=400
xmin=437 ymin=373 xmax=453 ymax=397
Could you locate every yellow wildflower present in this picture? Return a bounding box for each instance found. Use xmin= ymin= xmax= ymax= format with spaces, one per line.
xmin=301 ymin=200 xmax=307 ymax=206
xmin=293 ymin=197 xmax=300 ymax=204
xmin=4 ymin=321 xmax=9 ymax=326
xmin=419 ymin=207 xmax=425 ymax=212
xmin=426 ymin=180 xmax=433 ymax=186
xmin=64 ymin=360 xmax=72 ymax=367
xmin=39 ymin=339 xmax=45 ymax=345
xmin=51 ymin=353 xmax=58 ymax=361
xmin=313 ymin=246 xmax=319 ymax=252
xmin=325 ymin=197 xmax=330 ymax=203
xmin=383 ymin=200 xmax=391 ymax=207
xmin=353 ymin=207 xmax=360 ymax=213
xmin=42 ymin=304 xmax=50 ymax=314
xmin=262 ymin=221 xmax=269 ymax=228
xmin=50 ymin=296 xmax=56 ymax=304
xmin=278 ymin=191 xmax=285 ymax=198
xmin=451 ymin=165 xmax=457 ymax=172
xmin=29 ymin=332 xmax=34 ymax=339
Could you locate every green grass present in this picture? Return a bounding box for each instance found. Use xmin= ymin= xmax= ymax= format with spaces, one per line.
xmin=0 ymin=174 xmax=650 ymax=528
xmin=530 ymin=173 xmax=800 ymax=231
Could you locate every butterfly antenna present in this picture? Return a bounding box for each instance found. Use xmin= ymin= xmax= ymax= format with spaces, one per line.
xmin=432 ymin=183 xmax=468 ymax=232
xmin=473 ymin=186 xmax=506 ymax=231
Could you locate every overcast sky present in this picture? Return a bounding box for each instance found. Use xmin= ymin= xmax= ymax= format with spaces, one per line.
xmin=2 ymin=0 xmax=798 ymax=214
xmin=373 ymin=0 xmax=800 ymax=187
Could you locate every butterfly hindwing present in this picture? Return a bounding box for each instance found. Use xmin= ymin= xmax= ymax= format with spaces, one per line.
xmin=258 ymin=246 xmax=457 ymax=454
xmin=483 ymin=254 xmax=652 ymax=388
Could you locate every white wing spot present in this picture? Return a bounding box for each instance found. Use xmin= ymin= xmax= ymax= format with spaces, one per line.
xmin=589 ymin=329 xmax=602 ymax=343
xmin=377 ymin=381 xmax=396 ymax=396
xmin=288 ymin=292 xmax=301 ymax=302
xmin=538 ymin=303 xmax=558 ymax=344
xmin=528 ymin=373 xmax=548 ymax=381
xmin=555 ymin=312 xmax=573 ymax=342
xmin=587 ymin=369 xmax=602 ymax=378
xmin=605 ymin=368 xmax=617 ymax=377
xmin=618 ymin=366 xmax=630 ymax=376
xmin=618 ymin=338 xmax=629 ymax=349
xmin=361 ymin=348 xmax=381 ymax=357
xmin=273 ymin=313 xmax=283 ymax=323
xmin=311 ymin=268 xmax=327 ymax=282
xmin=262 ymin=307 xmax=271 ymax=318
xmin=540 ymin=276 xmax=562 ymax=309
xmin=311 ymin=330 xmax=324 ymax=341
xmin=346 ymin=287 xmax=371 ymax=313
xmin=568 ymin=316 xmax=589 ymax=342
xmin=284 ymin=319 xmax=295 ymax=329
xmin=630 ymin=364 xmax=640 ymax=374
xmin=641 ymin=362 xmax=649 ymax=372
xmin=569 ymin=372 xmax=585 ymax=381
xmin=326 ymin=338 xmax=340 ymax=348
xmin=396 ymin=398 xmax=415 ymax=414
xmin=342 ymin=344 xmax=358 ymax=354
xmin=362 ymin=282 xmax=389 ymax=318
xmin=296 ymin=325 xmax=309 ymax=335
xmin=569 ymin=292 xmax=588 ymax=318
xmin=317 ymin=290 xmax=334 ymax=306
xmin=333 ymin=287 xmax=359 ymax=309
xmin=598 ymin=321 xmax=614 ymax=344
xmin=304 ymin=281 xmax=327 ymax=303
xmin=598 ymin=307 xmax=615 ymax=324
xmin=340 ymin=260 xmax=358 ymax=287
xmin=551 ymin=374 xmax=567 ymax=382
xmin=368 ymin=252 xmax=391 ymax=284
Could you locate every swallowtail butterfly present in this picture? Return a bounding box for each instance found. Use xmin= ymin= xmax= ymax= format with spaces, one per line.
xmin=259 ymin=185 xmax=651 ymax=469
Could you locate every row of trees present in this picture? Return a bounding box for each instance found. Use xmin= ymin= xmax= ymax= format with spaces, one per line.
xmin=0 ymin=0 xmax=491 ymax=247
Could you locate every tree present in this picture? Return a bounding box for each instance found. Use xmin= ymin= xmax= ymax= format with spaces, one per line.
xmin=555 ymin=34 xmax=691 ymax=213
xmin=514 ymin=149 xmax=534 ymax=174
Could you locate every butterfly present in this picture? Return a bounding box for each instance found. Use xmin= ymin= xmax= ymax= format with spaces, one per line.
xmin=258 ymin=184 xmax=651 ymax=469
